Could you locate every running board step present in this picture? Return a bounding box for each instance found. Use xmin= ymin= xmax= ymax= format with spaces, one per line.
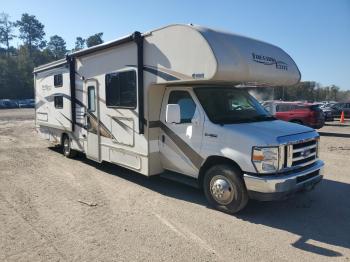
xmin=160 ymin=170 xmax=200 ymax=189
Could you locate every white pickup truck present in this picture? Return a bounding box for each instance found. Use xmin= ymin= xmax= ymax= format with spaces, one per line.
xmin=164 ymin=86 xmax=323 ymax=213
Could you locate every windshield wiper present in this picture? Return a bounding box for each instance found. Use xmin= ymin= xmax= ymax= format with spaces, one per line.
xmin=213 ymin=115 xmax=276 ymax=125
xmin=252 ymin=115 xmax=276 ymax=121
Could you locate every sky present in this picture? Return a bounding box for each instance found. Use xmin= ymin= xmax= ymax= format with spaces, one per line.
xmin=1 ymin=0 xmax=350 ymax=90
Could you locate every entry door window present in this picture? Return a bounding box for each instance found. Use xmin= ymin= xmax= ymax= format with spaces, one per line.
xmin=88 ymin=86 xmax=96 ymax=112
xmin=168 ymin=91 xmax=196 ymax=123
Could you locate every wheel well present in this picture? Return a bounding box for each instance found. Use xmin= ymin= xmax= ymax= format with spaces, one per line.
xmin=198 ymin=156 xmax=242 ymax=188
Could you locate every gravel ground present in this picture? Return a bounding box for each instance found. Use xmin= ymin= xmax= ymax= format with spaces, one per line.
xmin=0 ymin=109 xmax=349 ymax=262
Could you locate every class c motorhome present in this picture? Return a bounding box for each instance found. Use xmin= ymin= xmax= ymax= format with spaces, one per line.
xmin=34 ymin=24 xmax=324 ymax=213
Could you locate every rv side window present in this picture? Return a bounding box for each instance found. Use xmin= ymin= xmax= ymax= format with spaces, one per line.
xmin=54 ymin=74 xmax=63 ymax=87
xmin=105 ymin=70 xmax=136 ymax=108
xmin=54 ymin=96 xmax=63 ymax=109
xmin=168 ymin=91 xmax=196 ymax=123
xmin=87 ymin=86 xmax=96 ymax=112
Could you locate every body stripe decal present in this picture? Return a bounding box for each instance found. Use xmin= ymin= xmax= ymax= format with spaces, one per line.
xmin=126 ymin=65 xmax=180 ymax=81
xmin=155 ymin=121 xmax=203 ymax=170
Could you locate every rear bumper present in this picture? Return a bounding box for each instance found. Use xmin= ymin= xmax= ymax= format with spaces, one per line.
xmin=324 ymin=116 xmax=334 ymax=121
xmin=243 ymin=160 xmax=324 ymax=201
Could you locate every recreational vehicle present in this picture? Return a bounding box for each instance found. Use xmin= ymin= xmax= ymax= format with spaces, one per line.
xmin=34 ymin=24 xmax=324 ymax=213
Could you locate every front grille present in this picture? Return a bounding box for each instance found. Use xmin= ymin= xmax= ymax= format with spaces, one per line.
xmin=291 ymin=139 xmax=318 ymax=168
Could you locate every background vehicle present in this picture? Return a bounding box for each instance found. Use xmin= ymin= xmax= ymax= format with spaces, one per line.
xmin=320 ymin=106 xmax=334 ymax=121
xmin=0 ymin=99 xmax=34 ymax=109
xmin=18 ymin=99 xmax=35 ymax=108
xmin=263 ymin=101 xmax=325 ymax=129
xmin=329 ymin=102 xmax=350 ymax=118
xmin=0 ymin=99 xmax=18 ymax=109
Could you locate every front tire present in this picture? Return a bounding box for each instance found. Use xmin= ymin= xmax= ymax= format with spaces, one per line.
xmin=203 ymin=165 xmax=248 ymax=214
xmin=62 ymin=135 xmax=77 ymax=158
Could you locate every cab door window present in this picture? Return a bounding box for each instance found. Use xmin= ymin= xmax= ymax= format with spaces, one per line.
xmin=168 ymin=91 xmax=196 ymax=123
xmin=87 ymin=86 xmax=96 ymax=112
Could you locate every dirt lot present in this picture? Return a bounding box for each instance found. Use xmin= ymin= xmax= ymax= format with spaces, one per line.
xmin=0 ymin=109 xmax=349 ymax=262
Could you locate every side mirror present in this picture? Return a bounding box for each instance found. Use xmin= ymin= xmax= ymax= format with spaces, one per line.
xmin=166 ymin=104 xmax=181 ymax=124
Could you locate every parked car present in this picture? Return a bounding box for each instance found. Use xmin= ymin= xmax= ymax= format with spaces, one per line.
xmin=320 ymin=102 xmax=337 ymax=109
xmin=320 ymin=107 xmax=334 ymax=121
xmin=18 ymin=99 xmax=35 ymax=108
xmin=311 ymin=103 xmax=334 ymax=122
xmin=0 ymin=100 xmax=6 ymax=109
xmin=329 ymin=102 xmax=350 ymax=118
xmin=263 ymin=101 xmax=325 ymax=129
xmin=0 ymin=99 xmax=18 ymax=109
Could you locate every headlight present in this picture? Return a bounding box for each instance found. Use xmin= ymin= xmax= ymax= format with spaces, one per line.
xmin=252 ymin=147 xmax=280 ymax=174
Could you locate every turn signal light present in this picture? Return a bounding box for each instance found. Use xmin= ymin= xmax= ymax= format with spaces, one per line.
xmin=252 ymin=155 xmax=264 ymax=161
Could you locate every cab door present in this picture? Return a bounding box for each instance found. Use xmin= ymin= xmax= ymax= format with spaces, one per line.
xmin=159 ymin=88 xmax=204 ymax=177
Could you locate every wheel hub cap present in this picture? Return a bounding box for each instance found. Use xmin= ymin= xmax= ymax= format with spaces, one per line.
xmin=210 ymin=176 xmax=234 ymax=205
xmin=64 ymin=140 xmax=69 ymax=153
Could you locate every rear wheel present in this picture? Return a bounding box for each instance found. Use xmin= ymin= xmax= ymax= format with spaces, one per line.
xmin=203 ymin=165 xmax=248 ymax=214
xmin=62 ymin=135 xmax=77 ymax=158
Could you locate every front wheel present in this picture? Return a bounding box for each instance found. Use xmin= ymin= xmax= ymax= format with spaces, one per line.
xmin=203 ymin=165 xmax=248 ymax=214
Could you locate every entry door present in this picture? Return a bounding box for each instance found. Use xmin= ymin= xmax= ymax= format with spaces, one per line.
xmin=85 ymin=81 xmax=101 ymax=162
xmin=159 ymin=88 xmax=204 ymax=177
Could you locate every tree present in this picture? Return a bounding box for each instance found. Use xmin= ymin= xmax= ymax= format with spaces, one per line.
xmin=74 ymin=37 xmax=85 ymax=51
xmin=47 ymin=35 xmax=67 ymax=58
xmin=330 ymin=85 xmax=340 ymax=101
xmin=0 ymin=12 xmax=16 ymax=55
xmin=16 ymin=13 xmax=45 ymax=55
xmin=86 ymin=32 xmax=103 ymax=47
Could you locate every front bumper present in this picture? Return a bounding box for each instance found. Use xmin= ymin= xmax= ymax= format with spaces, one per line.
xmin=244 ymin=160 xmax=324 ymax=201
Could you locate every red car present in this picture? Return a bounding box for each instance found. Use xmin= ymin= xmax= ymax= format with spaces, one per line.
xmin=263 ymin=101 xmax=325 ymax=129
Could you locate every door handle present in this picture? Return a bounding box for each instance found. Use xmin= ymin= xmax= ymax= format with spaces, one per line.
xmin=205 ymin=133 xmax=218 ymax=138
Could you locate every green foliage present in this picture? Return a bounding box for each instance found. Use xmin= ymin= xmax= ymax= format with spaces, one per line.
xmin=0 ymin=55 xmax=28 ymax=99
xmin=0 ymin=12 xmax=55 ymax=99
xmin=16 ymin=13 xmax=45 ymax=54
xmin=0 ymin=12 xmax=16 ymax=53
xmin=74 ymin=37 xmax=85 ymax=51
xmin=86 ymin=32 xmax=103 ymax=47
xmin=47 ymin=35 xmax=67 ymax=59
xmin=0 ymin=11 xmax=348 ymax=102
xmin=272 ymin=82 xmax=349 ymax=102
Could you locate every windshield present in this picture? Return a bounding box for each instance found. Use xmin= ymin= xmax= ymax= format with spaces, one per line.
xmin=194 ymin=87 xmax=274 ymax=124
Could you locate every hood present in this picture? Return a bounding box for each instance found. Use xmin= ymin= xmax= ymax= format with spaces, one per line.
xmin=223 ymin=120 xmax=315 ymax=145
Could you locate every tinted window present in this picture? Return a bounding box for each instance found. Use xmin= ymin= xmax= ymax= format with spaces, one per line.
xmin=264 ymin=105 xmax=271 ymax=113
xmin=54 ymin=74 xmax=63 ymax=87
xmin=105 ymin=70 xmax=136 ymax=108
xmin=54 ymin=96 xmax=63 ymax=109
xmin=276 ymin=104 xmax=290 ymax=112
xmin=88 ymin=86 xmax=96 ymax=112
xmin=168 ymin=91 xmax=196 ymax=123
xmin=194 ymin=87 xmax=271 ymax=124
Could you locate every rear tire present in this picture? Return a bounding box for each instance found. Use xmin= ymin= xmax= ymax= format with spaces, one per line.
xmin=203 ymin=165 xmax=248 ymax=214
xmin=62 ymin=135 xmax=77 ymax=158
